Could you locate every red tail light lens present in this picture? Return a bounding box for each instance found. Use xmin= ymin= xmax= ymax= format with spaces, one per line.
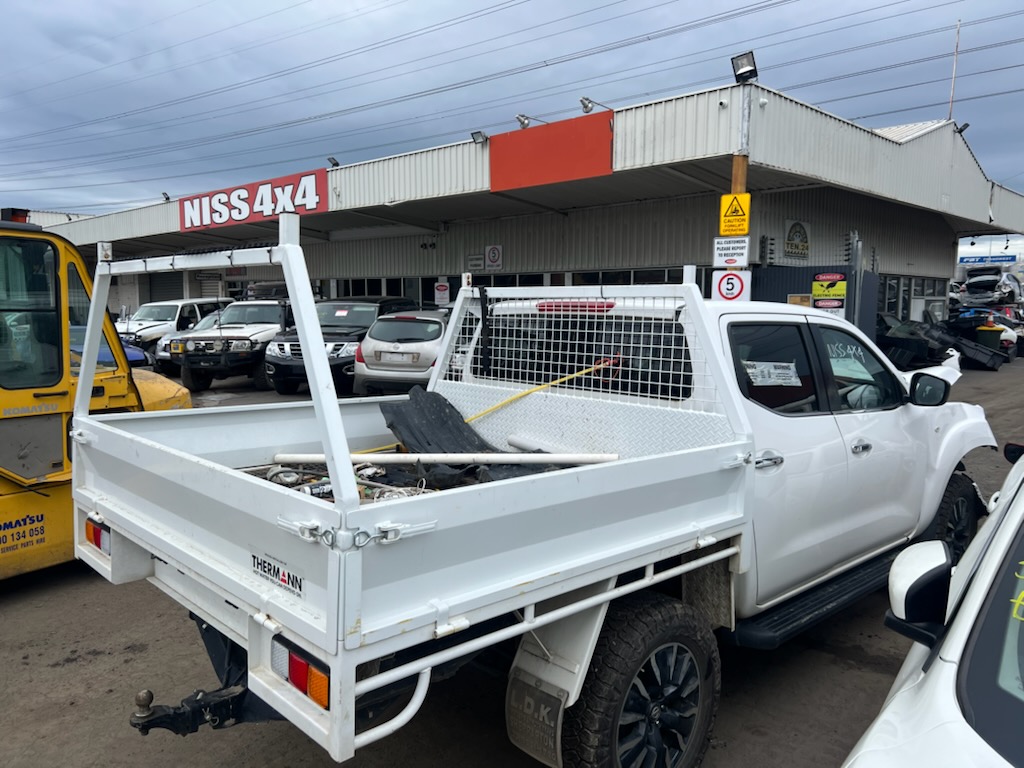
xmin=354 ymin=344 xmax=364 ymax=363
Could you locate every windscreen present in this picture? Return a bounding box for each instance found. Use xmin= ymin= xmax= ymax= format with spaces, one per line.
xmin=218 ymin=303 xmax=284 ymax=326
xmin=317 ymin=303 xmax=379 ymax=329
xmin=132 ymin=304 xmax=177 ymax=321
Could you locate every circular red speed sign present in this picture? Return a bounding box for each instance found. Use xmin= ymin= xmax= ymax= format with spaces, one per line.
xmin=716 ymin=272 xmax=746 ymax=301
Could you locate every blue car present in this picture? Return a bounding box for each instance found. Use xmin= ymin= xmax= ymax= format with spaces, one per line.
xmin=69 ymin=326 xmax=153 ymax=369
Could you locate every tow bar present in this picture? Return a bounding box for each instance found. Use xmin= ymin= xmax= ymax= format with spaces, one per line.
xmin=130 ymin=686 xmax=249 ymax=735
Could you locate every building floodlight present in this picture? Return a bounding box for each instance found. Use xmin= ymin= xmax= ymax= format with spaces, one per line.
xmin=515 ymin=113 xmax=548 ymax=129
xmin=327 ymin=156 xmax=340 ymax=167
xmin=580 ymin=97 xmax=611 ymax=114
xmin=471 ymin=130 xmax=488 ymax=144
xmin=731 ymin=51 xmax=758 ymax=83
xmin=161 ymin=192 xmax=170 ymax=202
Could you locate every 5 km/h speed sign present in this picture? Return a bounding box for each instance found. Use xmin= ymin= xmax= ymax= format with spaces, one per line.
xmin=712 ymin=270 xmax=751 ymax=301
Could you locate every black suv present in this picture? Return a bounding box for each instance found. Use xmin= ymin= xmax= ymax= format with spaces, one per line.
xmin=263 ymin=296 xmax=418 ymax=395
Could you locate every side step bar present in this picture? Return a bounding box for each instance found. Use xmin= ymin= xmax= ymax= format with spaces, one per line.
xmin=726 ymin=549 xmax=900 ymax=650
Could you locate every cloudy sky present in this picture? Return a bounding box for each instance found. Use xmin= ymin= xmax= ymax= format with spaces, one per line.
xmin=2 ymin=0 xmax=1022 ymax=249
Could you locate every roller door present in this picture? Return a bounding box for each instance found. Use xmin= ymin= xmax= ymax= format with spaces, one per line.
xmin=148 ymin=272 xmax=185 ymax=301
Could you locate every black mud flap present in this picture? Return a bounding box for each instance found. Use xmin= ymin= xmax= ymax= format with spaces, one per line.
xmin=506 ymin=668 xmax=567 ymax=768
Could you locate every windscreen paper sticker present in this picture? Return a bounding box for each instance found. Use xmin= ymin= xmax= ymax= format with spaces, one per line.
xmin=743 ymin=361 xmax=802 ymax=387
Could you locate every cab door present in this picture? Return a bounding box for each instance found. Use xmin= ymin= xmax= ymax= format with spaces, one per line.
xmin=809 ymin=321 xmax=927 ymax=547
xmin=724 ymin=317 xmax=851 ymax=603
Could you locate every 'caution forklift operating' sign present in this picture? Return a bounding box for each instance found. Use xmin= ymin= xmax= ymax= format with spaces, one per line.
xmin=719 ymin=193 xmax=750 ymax=236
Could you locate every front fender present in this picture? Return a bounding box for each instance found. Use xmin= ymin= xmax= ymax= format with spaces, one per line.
xmin=915 ymin=401 xmax=995 ymax=535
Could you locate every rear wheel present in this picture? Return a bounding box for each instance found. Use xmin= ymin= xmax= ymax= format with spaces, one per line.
xmin=562 ymin=592 xmax=720 ymax=768
xmin=933 ymin=473 xmax=980 ymax=563
xmin=181 ymin=366 xmax=212 ymax=393
xmin=272 ymin=378 xmax=300 ymax=395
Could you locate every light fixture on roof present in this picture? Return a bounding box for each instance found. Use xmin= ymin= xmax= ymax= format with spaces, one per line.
xmin=955 ymin=122 xmax=970 ymax=134
xmin=161 ymin=192 xmax=170 ymax=201
xmin=515 ymin=113 xmax=548 ymax=129
xmin=580 ymin=97 xmax=611 ymax=114
xmin=970 ymin=238 xmax=976 ymax=246
xmin=471 ymin=130 xmax=488 ymax=145
xmin=731 ymin=51 xmax=758 ymax=84
xmin=1006 ymin=235 xmax=1011 ymax=250
xmin=327 ymin=156 xmax=340 ymax=168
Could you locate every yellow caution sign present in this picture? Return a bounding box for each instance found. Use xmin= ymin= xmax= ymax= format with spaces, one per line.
xmin=720 ymin=193 xmax=750 ymax=236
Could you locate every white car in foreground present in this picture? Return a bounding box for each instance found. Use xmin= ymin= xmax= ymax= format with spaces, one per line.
xmin=844 ymin=443 xmax=1024 ymax=768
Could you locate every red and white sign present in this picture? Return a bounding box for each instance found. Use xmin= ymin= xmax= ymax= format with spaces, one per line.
xmin=712 ymin=270 xmax=751 ymax=301
xmin=179 ymin=169 xmax=329 ymax=232
xmin=814 ymin=272 xmax=845 ymax=282
xmin=434 ymin=282 xmax=451 ymax=306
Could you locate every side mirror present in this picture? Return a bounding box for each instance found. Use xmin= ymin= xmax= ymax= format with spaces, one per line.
xmin=908 ymin=372 xmax=950 ymax=406
xmin=884 ymin=540 xmax=952 ymax=647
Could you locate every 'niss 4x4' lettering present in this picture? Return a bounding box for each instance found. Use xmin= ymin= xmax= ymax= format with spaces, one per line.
xmin=179 ymin=169 xmax=329 ymax=231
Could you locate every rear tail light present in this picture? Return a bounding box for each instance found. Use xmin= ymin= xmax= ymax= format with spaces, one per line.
xmin=271 ymin=637 xmax=330 ymax=710
xmin=85 ymin=518 xmax=111 ymax=555
xmin=354 ymin=344 xmax=364 ymax=363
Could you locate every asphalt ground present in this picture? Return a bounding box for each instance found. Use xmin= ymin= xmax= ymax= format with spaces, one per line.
xmin=2 ymin=363 xmax=1021 ymax=768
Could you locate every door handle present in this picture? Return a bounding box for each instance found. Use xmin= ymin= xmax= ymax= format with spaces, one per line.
xmin=755 ymin=454 xmax=784 ymax=469
xmin=851 ymin=441 xmax=872 ymax=455
xmin=33 ymin=390 xmax=70 ymax=398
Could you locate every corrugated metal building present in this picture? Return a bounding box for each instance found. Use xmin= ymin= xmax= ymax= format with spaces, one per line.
xmin=41 ymin=83 xmax=1024 ymax=324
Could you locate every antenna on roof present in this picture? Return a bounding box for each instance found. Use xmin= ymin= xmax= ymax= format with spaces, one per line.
xmin=947 ymin=19 xmax=961 ymax=121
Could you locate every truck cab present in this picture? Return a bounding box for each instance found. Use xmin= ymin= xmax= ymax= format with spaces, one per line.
xmin=0 ymin=221 xmax=190 ymax=579
xmin=706 ymin=302 xmax=988 ymax=633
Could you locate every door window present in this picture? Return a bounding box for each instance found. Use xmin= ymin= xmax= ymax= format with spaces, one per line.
xmin=729 ymin=324 xmax=822 ymax=415
xmin=0 ymin=237 xmax=61 ymax=389
xmin=816 ymin=326 xmax=903 ymax=411
xmin=67 ymin=263 xmax=118 ymax=377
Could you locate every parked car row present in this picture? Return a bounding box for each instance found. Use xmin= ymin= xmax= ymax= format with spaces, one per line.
xmin=126 ymin=293 xmax=451 ymax=397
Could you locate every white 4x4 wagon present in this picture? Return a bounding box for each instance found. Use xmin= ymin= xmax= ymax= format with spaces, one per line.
xmin=116 ymin=297 xmax=232 ymax=353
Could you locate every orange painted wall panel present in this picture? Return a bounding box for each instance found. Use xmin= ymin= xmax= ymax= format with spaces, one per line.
xmin=490 ymin=113 xmax=613 ymax=192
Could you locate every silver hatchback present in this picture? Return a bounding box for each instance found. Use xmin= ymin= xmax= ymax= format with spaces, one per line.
xmin=352 ymin=310 xmax=449 ymax=395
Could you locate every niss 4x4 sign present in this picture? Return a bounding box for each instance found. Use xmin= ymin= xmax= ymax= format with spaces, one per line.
xmin=179 ymin=169 xmax=329 ymax=231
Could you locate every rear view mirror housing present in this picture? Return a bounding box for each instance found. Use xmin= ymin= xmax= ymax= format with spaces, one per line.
xmin=884 ymin=540 xmax=952 ymax=647
xmin=908 ymin=372 xmax=950 ymax=406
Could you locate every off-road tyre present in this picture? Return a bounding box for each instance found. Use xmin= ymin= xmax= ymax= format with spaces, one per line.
xmin=253 ymin=362 xmax=272 ymax=391
xmin=155 ymin=360 xmax=180 ymax=378
xmin=272 ymin=378 xmax=300 ymax=395
xmin=562 ymin=592 xmax=720 ymax=768
xmin=932 ymin=472 xmax=980 ymax=564
xmin=181 ymin=366 xmax=212 ymax=393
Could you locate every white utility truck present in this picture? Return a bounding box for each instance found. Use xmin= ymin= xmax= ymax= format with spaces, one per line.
xmin=72 ymin=215 xmax=995 ymax=768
